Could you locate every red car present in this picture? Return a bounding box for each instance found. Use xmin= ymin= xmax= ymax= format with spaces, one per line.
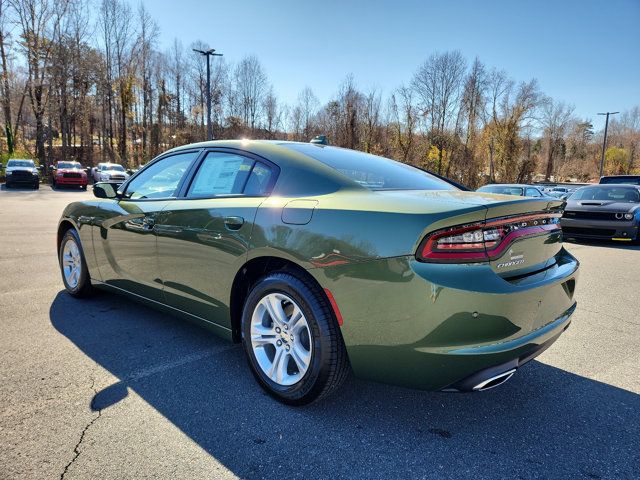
xmin=52 ymin=161 xmax=88 ymax=189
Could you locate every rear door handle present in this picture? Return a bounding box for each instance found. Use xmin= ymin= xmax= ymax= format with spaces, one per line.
xmin=224 ymin=216 xmax=244 ymax=230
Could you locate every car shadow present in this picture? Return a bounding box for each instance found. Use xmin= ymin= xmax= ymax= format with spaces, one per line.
xmin=50 ymin=290 xmax=639 ymax=478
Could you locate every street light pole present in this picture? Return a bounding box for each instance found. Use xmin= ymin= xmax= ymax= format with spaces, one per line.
xmin=597 ymin=111 xmax=619 ymax=178
xmin=193 ymin=48 xmax=223 ymax=141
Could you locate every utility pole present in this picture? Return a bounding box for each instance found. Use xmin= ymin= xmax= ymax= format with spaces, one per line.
xmin=597 ymin=111 xmax=619 ymax=178
xmin=193 ymin=48 xmax=223 ymax=141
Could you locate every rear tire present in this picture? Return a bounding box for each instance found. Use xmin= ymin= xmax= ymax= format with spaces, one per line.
xmin=59 ymin=228 xmax=92 ymax=297
xmin=241 ymin=271 xmax=349 ymax=405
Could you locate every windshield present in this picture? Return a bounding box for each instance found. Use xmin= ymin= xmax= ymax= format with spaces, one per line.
xmin=478 ymin=185 xmax=524 ymax=196
xmin=285 ymin=144 xmax=455 ymax=191
xmin=58 ymin=162 xmax=82 ymax=169
xmin=570 ymin=186 xmax=640 ymax=203
xmin=105 ymin=164 xmax=125 ymax=172
xmin=7 ymin=159 xmax=34 ymax=168
xmin=599 ymin=176 xmax=640 ymax=185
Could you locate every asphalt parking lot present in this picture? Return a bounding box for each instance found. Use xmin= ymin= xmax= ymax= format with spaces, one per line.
xmin=0 ymin=185 xmax=638 ymax=480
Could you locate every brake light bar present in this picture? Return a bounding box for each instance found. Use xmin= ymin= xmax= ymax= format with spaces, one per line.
xmin=417 ymin=213 xmax=562 ymax=263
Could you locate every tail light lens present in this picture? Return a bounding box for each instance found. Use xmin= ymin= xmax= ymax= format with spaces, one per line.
xmin=417 ymin=213 xmax=562 ymax=263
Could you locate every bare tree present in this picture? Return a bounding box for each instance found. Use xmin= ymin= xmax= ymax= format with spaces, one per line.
xmin=234 ymin=55 xmax=267 ymax=133
xmin=10 ymin=0 xmax=69 ymax=167
xmin=138 ymin=3 xmax=158 ymax=158
xmin=540 ymin=98 xmax=575 ymax=180
xmin=362 ymin=88 xmax=382 ymax=153
xmin=263 ymin=85 xmax=280 ymax=138
xmin=412 ymin=50 xmax=467 ymax=173
xmin=387 ymin=85 xmax=417 ymax=163
xmin=296 ymin=86 xmax=318 ymax=141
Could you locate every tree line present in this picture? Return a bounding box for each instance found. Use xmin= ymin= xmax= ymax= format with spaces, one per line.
xmin=1 ymin=0 xmax=638 ymax=186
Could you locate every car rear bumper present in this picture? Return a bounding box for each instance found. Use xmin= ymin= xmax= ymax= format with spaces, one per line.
xmin=310 ymin=247 xmax=579 ymax=391
xmin=560 ymin=218 xmax=638 ymax=241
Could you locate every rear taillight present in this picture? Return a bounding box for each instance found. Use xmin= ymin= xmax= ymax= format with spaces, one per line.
xmin=417 ymin=213 xmax=562 ymax=263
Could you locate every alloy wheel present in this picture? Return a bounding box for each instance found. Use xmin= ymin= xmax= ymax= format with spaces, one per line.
xmin=250 ymin=292 xmax=313 ymax=386
xmin=62 ymin=239 xmax=82 ymax=288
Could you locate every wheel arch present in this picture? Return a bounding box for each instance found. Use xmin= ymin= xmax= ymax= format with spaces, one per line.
xmin=229 ymin=256 xmax=330 ymax=343
xmin=57 ymin=219 xmax=78 ymax=255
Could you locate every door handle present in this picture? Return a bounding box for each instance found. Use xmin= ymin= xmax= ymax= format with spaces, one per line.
xmin=224 ymin=216 xmax=244 ymax=230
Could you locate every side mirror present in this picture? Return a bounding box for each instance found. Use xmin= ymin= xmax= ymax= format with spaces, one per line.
xmin=93 ymin=182 xmax=119 ymax=199
xmin=38 ymin=165 xmax=44 ymax=171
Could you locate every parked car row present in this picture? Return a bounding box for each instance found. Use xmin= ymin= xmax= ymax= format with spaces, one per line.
xmin=1 ymin=158 xmax=134 ymax=190
xmin=477 ymin=176 xmax=640 ymax=243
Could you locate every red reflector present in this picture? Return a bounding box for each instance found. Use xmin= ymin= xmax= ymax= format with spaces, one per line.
xmin=324 ymin=288 xmax=344 ymax=326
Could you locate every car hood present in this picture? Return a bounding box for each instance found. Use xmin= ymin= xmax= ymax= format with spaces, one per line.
xmin=565 ymin=199 xmax=640 ymax=213
xmin=6 ymin=166 xmax=37 ymax=174
xmin=57 ymin=168 xmax=86 ymax=174
xmin=101 ymin=169 xmax=127 ymax=175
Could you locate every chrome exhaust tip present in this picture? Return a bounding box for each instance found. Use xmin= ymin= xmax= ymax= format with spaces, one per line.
xmin=472 ymin=368 xmax=516 ymax=391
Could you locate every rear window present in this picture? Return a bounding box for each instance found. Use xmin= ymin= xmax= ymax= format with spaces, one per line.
xmin=599 ymin=176 xmax=640 ymax=185
xmin=570 ymin=186 xmax=640 ymax=203
xmin=478 ymin=185 xmax=524 ymax=196
xmin=285 ymin=144 xmax=455 ymax=191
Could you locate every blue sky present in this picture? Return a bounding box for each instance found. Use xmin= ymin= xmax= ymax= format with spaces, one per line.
xmin=150 ymin=0 xmax=640 ymax=131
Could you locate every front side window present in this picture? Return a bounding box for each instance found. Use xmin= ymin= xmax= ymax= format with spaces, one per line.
xmin=124 ymin=151 xmax=198 ymax=199
xmin=187 ymin=152 xmax=267 ymax=197
xmin=525 ymin=188 xmax=541 ymax=197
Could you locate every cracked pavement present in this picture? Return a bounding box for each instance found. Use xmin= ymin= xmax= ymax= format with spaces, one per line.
xmin=0 ymin=186 xmax=639 ymax=479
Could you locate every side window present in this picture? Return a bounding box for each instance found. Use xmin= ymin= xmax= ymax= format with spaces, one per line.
xmin=187 ymin=152 xmax=254 ymax=197
xmin=124 ymin=151 xmax=198 ymax=199
xmin=526 ymin=188 xmax=541 ymax=197
xmin=244 ymin=162 xmax=273 ymax=196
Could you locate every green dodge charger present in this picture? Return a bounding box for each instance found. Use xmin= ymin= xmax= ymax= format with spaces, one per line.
xmin=57 ymin=140 xmax=579 ymax=404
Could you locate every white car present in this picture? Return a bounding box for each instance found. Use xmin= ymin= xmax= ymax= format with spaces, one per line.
xmin=91 ymin=163 xmax=129 ymax=184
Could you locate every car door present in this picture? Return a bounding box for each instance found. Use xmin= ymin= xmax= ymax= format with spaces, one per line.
xmin=155 ymin=149 xmax=277 ymax=328
xmin=93 ymin=150 xmax=201 ymax=302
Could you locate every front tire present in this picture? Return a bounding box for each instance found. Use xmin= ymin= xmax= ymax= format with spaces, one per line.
xmin=241 ymin=271 xmax=349 ymax=405
xmin=59 ymin=228 xmax=92 ymax=297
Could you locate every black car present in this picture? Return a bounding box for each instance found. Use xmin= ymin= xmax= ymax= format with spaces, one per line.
xmin=561 ymin=184 xmax=640 ymax=242
xmin=4 ymin=159 xmax=40 ymax=189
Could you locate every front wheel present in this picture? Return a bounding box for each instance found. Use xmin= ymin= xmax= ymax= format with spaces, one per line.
xmin=241 ymin=272 xmax=349 ymax=405
xmin=59 ymin=228 xmax=92 ymax=297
